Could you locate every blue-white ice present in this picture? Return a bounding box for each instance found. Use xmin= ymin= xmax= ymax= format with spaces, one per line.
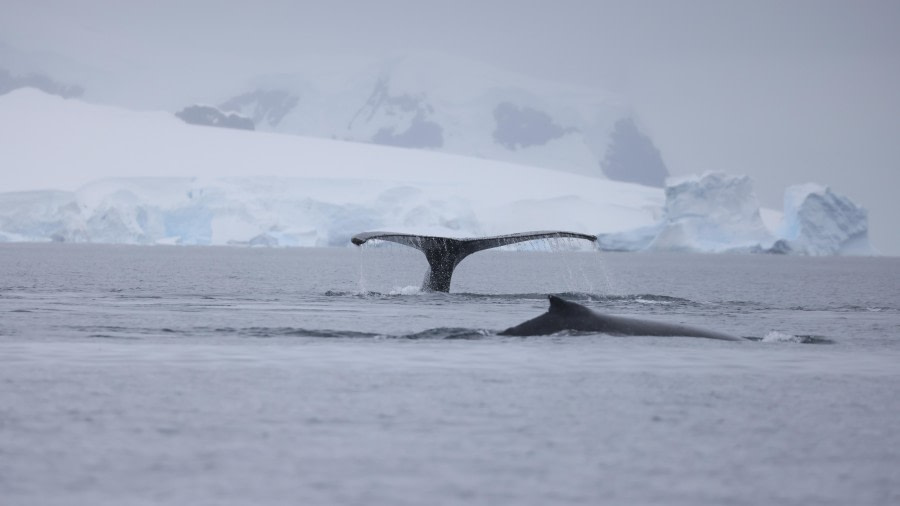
xmin=599 ymin=172 xmax=873 ymax=255
xmin=0 ymin=90 xmax=874 ymax=255
xmin=777 ymin=182 xmax=873 ymax=255
xmin=0 ymin=88 xmax=660 ymax=246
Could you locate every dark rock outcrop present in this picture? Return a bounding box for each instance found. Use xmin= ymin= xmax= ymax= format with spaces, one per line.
xmin=601 ymin=117 xmax=669 ymax=187
xmin=492 ymin=102 xmax=574 ymax=150
xmin=219 ymin=90 xmax=299 ymax=128
xmin=350 ymin=78 xmax=444 ymax=149
xmin=175 ymin=105 xmax=254 ymax=131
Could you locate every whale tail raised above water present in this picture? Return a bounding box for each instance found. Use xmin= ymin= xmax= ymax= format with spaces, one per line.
xmin=351 ymin=231 xmax=598 ymax=292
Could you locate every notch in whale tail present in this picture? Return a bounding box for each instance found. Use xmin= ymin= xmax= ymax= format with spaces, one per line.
xmin=351 ymin=231 xmax=598 ymax=292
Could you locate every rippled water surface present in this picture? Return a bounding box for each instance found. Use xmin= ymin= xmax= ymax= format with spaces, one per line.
xmin=1 ymin=243 xmax=898 ymax=505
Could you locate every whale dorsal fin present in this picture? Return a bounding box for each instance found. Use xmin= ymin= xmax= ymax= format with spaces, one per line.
xmin=548 ymin=295 xmax=576 ymax=313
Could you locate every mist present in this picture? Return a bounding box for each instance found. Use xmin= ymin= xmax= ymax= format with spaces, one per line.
xmin=2 ymin=0 xmax=898 ymax=253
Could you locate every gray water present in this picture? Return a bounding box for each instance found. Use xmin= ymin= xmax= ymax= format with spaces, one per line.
xmin=1 ymin=243 xmax=899 ymax=505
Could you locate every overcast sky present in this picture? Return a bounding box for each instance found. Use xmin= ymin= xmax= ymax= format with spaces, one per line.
xmin=2 ymin=0 xmax=899 ymax=252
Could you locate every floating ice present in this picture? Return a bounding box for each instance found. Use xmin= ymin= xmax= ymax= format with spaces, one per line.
xmin=598 ymin=173 xmax=874 ymax=256
xmin=777 ymin=183 xmax=873 ymax=256
xmin=647 ymin=172 xmax=774 ymax=253
xmin=0 ymin=90 xmax=874 ymax=255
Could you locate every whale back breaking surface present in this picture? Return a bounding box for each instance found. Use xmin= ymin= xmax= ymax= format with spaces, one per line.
xmin=501 ymin=295 xmax=745 ymax=341
xmin=351 ymin=231 xmax=597 ymax=292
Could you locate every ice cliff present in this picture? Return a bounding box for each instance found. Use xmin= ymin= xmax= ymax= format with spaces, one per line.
xmin=598 ymin=173 xmax=873 ymax=255
xmin=0 ymin=176 xmax=660 ymax=247
xmin=0 ymin=89 xmax=661 ymax=246
xmin=0 ymin=90 xmax=872 ymax=255
xmin=648 ymin=173 xmax=773 ymax=253
xmin=777 ymin=183 xmax=873 ymax=255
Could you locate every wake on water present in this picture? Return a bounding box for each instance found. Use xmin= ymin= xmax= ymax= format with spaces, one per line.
xmin=266 ymin=290 xmax=827 ymax=343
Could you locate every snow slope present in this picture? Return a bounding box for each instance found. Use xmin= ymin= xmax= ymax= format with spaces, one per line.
xmin=0 ymin=89 xmax=661 ymax=246
xmin=0 ymin=90 xmax=873 ymax=254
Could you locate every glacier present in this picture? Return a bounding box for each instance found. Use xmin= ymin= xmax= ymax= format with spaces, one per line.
xmin=0 ymin=89 xmax=873 ymax=255
xmin=0 ymin=177 xmax=659 ymax=248
xmin=0 ymin=88 xmax=660 ymax=246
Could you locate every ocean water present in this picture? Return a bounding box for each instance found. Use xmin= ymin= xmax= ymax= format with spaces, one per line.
xmin=1 ymin=243 xmax=898 ymax=505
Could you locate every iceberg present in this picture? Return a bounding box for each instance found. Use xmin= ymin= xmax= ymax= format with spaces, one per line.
xmin=777 ymin=183 xmax=873 ymax=256
xmin=647 ymin=172 xmax=774 ymax=253
xmin=213 ymin=53 xmax=661 ymax=182
xmin=598 ymin=173 xmax=874 ymax=255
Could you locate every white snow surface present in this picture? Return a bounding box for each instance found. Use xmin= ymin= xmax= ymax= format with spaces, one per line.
xmin=0 ymin=89 xmax=659 ymax=246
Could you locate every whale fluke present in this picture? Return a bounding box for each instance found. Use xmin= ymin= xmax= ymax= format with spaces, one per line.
xmin=351 ymin=231 xmax=597 ymax=292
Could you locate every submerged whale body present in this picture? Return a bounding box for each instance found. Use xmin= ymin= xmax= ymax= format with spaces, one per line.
xmin=501 ymin=295 xmax=746 ymax=341
xmin=351 ymin=231 xmax=597 ymax=292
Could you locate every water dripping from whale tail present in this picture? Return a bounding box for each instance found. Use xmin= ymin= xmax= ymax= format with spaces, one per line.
xmin=351 ymin=231 xmax=598 ymax=293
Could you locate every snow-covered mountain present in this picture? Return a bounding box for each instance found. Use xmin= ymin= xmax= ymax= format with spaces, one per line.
xmin=200 ymin=53 xmax=670 ymax=187
xmin=0 ymin=88 xmax=662 ymax=246
xmin=0 ymin=67 xmax=84 ymax=99
xmin=0 ymin=89 xmax=873 ymax=255
xmin=1 ymin=54 xmax=671 ymax=188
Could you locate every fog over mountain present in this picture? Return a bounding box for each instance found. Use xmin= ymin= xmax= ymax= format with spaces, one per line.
xmin=185 ymin=53 xmax=663 ymax=184
xmin=1 ymin=0 xmax=898 ymax=253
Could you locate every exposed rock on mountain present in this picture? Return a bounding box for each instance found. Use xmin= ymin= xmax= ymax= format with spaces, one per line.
xmin=351 ymin=78 xmax=443 ymax=149
xmin=175 ymin=105 xmax=254 ymax=131
xmin=219 ymin=90 xmax=298 ymax=128
xmin=601 ymin=117 xmax=669 ymax=187
xmin=492 ymin=102 xmax=575 ymax=150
